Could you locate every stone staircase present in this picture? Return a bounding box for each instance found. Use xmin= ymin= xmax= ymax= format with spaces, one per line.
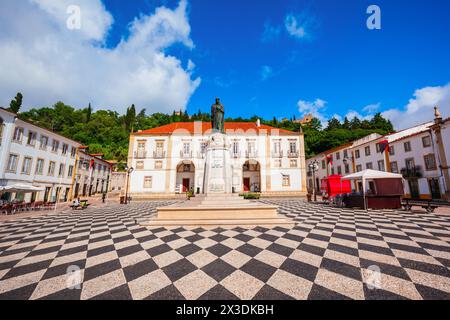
xmin=141 ymin=194 xmax=294 ymax=227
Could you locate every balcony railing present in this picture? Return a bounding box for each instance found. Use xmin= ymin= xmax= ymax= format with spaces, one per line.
xmin=232 ymin=151 xmax=241 ymax=159
xmin=180 ymin=151 xmax=193 ymax=158
xmin=134 ymin=151 xmax=147 ymax=159
xmin=153 ymin=151 xmax=166 ymax=159
xmin=288 ymin=151 xmax=299 ymax=158
xmin=271 ymin=151 xmax=283 ymax=158
xmin=245 ymin=150 xmax=258 ymax=158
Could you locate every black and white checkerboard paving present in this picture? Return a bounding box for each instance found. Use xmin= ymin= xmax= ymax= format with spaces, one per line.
xmin=0 ymin=200 xmax=450 ymax=300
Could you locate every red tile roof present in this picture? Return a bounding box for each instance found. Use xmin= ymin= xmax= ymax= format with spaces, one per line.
xmin=134 ymin=122 xmax=298 ymax=136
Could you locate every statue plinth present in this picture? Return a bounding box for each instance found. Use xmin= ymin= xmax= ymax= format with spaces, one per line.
xmin=203 ymin=132 xmax=232 ymax=194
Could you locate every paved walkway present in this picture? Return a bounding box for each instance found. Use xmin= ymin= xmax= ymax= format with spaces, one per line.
xmin=0 ymin=200 xmax=449 ymax=300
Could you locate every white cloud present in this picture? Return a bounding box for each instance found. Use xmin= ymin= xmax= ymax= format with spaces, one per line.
xmin=345 ymin=110 xmax=372 ymax=121
xmin=260 ymin=65 xmax=273 ymax=81
xmin=382 ymin=83 xmax=450 ymax=129
xmin=297 ymin=98 xmax=327 ymax=125
xmin=0 ymin=0 xmax=200 ymax=113
xmin=285 ymin=12 xmax=316 ymax=40
xmin=285 ymin=14 xmax=306 ymax=39
xmin=362 ymin=103 xmax=380 ymax=113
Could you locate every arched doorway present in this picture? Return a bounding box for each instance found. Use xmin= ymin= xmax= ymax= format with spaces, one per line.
xmin=242 ymin=160 xmax=261 ymax=192
xmin=176 ymin=161 xmax=195 ymax=193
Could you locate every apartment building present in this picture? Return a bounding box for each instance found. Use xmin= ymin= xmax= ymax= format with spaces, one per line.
xmin=0 ymin=108 xmax=112 ymax=202
xmin=306 ymin=107 xmax=449 ymax=200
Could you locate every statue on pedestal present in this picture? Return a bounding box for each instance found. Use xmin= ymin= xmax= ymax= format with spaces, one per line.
xmin=211 ymin=98 xmax=225 ymax=133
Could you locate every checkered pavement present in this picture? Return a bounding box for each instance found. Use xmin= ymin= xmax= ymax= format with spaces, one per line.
xmin=0 ymin=199 xmax=450 ymax=300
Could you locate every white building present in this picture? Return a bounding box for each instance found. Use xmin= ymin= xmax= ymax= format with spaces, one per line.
xmin=1 ymin=108 xmax=80 ymax=202
xmin=128 ymin=121 xmax=307 ymax=197
xmin=306 ymin=107 xmax=450 ymax=200
xmin=0 ymin=108 xmax=112 ymax=203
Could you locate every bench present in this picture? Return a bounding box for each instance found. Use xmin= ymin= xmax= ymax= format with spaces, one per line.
xmin=402 ymin=199 xmax=448 ymax=213
xmin=70 ymin=200 xmax=90 ymax=210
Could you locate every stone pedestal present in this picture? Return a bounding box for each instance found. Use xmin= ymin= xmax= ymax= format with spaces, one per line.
xmin=203 ymin=132 xmax=233 ymax=194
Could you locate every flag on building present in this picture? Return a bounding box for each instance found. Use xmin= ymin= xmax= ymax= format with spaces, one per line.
xmin=326 ymin=155 xmax=333 ymax=165
xmin=378 ymin=140 xmax=389 ymax=154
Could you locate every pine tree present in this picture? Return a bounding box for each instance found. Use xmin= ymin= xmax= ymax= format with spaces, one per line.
xmin=9 ymin=92 xmax=23 ymax=113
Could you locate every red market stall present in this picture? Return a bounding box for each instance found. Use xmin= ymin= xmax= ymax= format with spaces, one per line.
xmin=321 ymin=175 xmax=352 ymax=200
xmin=342 ymin=169 xmax=404 ymax=210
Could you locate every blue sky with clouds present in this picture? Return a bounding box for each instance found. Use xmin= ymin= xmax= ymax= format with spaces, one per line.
xmin=1 ymin=0 xmax=449 ymax=129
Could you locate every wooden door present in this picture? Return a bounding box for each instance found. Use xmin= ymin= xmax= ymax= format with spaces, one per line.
xmin=243 ymin=178 xmax=250 ymax=192
xmin=182 ymin=179 xmax=190 ymax=193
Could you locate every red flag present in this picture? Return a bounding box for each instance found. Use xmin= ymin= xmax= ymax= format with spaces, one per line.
xmin=378 ymin=140 xmax=389 ymax=154
xmin=326 ymin=155 xmax=333 ymax=166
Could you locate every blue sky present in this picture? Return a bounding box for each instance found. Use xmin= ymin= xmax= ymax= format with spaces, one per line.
xmin=105 ymin=0 xmax=450 ymax=126
xmin=1 ymin=0 xmax=449 ymax=129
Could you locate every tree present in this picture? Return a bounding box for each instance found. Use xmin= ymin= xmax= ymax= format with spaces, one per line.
xmin=86 ymin=103 xmax=92 ymax=123
xmin=350 ymin=117 xmax=361 ymax=130
xmin=9 ymin=92 xmax=23 ymax=113
xmin=342 ymin=117 xmax=351 ymax=130
xmin=124 ymin=104 xmax=136 ymax=132
xmin=326 ymin=117 xmax=341 ymax=131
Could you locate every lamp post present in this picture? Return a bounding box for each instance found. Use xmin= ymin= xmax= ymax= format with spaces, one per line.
xmin=124 ymin=166 xmax=134 ymax=205
xmin=308 ymin=160 xmax=319 ymax=202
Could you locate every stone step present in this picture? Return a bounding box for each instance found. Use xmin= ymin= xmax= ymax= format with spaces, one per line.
xmin=142 ymin=217 xmax=294 ymax=227
xmin=156 ymin=205 xmax=279 ymax=220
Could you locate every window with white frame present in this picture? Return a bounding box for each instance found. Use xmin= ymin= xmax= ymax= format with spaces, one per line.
xmin=136 ymin=161 xmax=144 ymax=170
xmin=365 ymin=146 xmax=371 ymax=156
xmin=289 ymin=141 xmax=297 ymax=154
xmin=404 ymin=141 xmax=412 ymax=152
xmin=58 ymin=164 xmax=65 ymax=177
xmin=366 ymin=162 xmax=373 ymax=169
xmin=356 ymin=164 xmax=362 ymax=172
xmin=70 ymin=146 xmax=76 ymax=157
xmin=405 ymin=158 xmax=415 ymax=169
xmin=143 ymin=176 xmax=152 ymax=188
xmin=21 ymin=157 xmax=32 ymax=174
xmin=62 ymin=143 xmax=69 ymax=155
xmin=26 ymin=131 xmax=37 ymax=146
xmin=7 ymin=154 xmax=18 ymax=172
xmin=389 ymin=146 xmax=395 ymax=155
xmin=12 ymin=127 xmax=24 ymax=142
xmin=40 ymin=135 xmax=48 ymax=150
xmin=232 ymin=141 xmax=239 ymax=155
xmin=390 ymin=161 xmax=399 ymax=173
xmin=68 ymin=165 xmax=74 ymax=178
xmin=377 ymin=160 xmax=385 ymax=171
xmin=355 ymin=149 xmax=360 ymax=159
xmin=422 ymin=136 xmax=431 ymax=148
xmin=52 ymin=140 xmax=59 ymax=153
xmin=290 ymin=159 xmax=297 ymax=168
xmin=36 ymin=159 xmax=44 ymax=175
xmin=337 ymin=165 xmax=342 ymax=175
xmin=282 ymin=175 xmax=290 ymax=187
xmin=155 ymin=161 xmax=163 ymax=169
xmin=424 ymin=154 xmax=437 ymax=170
xmin=183 ymin=142 xmax=191 ymax=155
xmin=48 ymin=161 xmax=56 ymax=176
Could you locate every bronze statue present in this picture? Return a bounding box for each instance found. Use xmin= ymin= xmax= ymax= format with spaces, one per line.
xmin=211 ymin=98 xmax=225 ymax=133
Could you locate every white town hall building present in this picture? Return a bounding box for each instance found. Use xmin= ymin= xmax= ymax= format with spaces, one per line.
xmin=127 ymin=119 xmax=307 ymax=198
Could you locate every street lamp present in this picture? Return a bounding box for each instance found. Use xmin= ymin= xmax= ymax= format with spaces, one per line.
xmin=125 ymin=166 xmax=134 ymax=205
xmin=308 ymin=160 xmax=319 ymax=202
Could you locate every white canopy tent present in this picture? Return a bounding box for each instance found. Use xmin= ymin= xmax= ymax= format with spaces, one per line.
xmin=0 ymin=184 xmax=45 ymax=194
xmin=342 ymin=170 xmax=404 ymax=210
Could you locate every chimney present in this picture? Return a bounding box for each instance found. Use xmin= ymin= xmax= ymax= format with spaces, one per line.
xmin=256 ymin=119 xmax=261 ymax=127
